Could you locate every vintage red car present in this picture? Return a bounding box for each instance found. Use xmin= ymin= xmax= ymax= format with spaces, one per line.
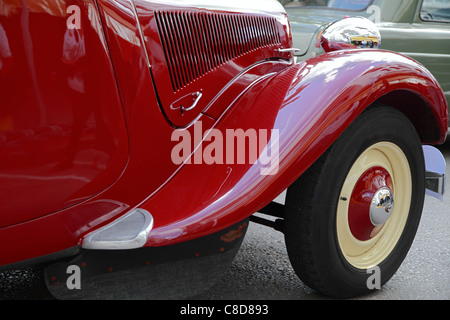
xmin=0 ymin=0 xmax=447 ymax=299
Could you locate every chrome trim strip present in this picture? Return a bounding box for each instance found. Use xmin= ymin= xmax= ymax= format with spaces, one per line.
xmin=130 ymin=0 xmax=152 ymax=69
xmin=277 ymin=48 xmax=301 ymax=53
xmin=82 ymin=209 xmax=154 ymax=250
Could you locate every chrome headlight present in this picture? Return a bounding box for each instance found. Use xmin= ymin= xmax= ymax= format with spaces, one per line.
xmin=320 ymin=17 xmax=381 ymax=53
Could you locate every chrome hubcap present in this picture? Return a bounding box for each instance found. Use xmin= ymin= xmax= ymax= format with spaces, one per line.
xmin=370 ymin=187 xmax=394 ymax=227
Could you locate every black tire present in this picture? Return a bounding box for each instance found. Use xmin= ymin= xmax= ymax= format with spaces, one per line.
xmin=284 ymin=105 xmax=425 ymax=298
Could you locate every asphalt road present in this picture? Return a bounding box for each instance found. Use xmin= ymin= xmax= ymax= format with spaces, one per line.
xmin=195 ymin=138 xmax=450 ymax=300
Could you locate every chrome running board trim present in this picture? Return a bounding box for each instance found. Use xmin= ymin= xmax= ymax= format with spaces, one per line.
xmin=82 ymin=209 xmax=153 ymax=250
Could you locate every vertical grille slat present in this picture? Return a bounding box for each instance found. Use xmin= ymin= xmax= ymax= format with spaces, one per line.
xmin=173 ymin=13 xmax=193 ymax=85
xmin=188 ymin=12 xmax=205 ymax=77
xmin=230 ymin=15 xmax=242 ymax=57
xmin=167 ymin=12 xmax=188 ymax=88
xmin=184 ymin=13 xmax=198 ymax=79
xmin=155 ymin=11 xmax=281 ymax=92
xmin=155 ymin=12 xmax=176 ymax=91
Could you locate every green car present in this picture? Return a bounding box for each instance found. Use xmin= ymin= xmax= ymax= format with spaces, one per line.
xmin=281 ymin=0 xmax=450 ymax=116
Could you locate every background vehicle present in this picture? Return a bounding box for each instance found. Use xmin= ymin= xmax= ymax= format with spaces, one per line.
xmin=0 ymin=0 xmax=447 ymax=299
xmin=282 ymin=0 xmax=450 ymax=115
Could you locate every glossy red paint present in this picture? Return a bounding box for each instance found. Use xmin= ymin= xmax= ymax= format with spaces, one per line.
xmin=0 ymin=0 xmax=447 ymax=268
xmin=140 ymin=50 xmax=448 ymax=247
xmin=0 ymin=0 xmax=291 ymax=266
xmin=0 ymin=0 xmax=137 ymax=265
xmin=348 ymin=167 xmax=393 ymax=241
xmin=0 ymin=1 xmax=129 ymax=227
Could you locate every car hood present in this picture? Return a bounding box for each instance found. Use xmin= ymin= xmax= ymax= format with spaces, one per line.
xmin=286 ymin=8 xmax=357 ymax=56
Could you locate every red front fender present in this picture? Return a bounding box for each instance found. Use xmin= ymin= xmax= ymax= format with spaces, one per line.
xmin=120 ymin=50 xmax=449 ymax=247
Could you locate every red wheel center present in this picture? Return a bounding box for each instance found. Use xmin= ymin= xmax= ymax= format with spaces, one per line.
xmin=348 ymin=167 xmax=393 ymax=241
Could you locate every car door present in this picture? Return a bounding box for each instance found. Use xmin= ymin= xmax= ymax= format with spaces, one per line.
xmin=0 ymin=0 xmax=129 ymax=227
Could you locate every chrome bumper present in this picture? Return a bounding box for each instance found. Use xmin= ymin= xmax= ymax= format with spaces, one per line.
xmin=423 ymin=146 xmax=446 ymax=201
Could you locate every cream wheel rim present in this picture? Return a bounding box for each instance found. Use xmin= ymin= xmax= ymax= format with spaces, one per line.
xmin=336 ymin=142 xmax=412 ymax=269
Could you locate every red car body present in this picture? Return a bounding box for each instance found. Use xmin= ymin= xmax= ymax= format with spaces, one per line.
xmin=0 ymin=0 xmax=447 ymax=297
